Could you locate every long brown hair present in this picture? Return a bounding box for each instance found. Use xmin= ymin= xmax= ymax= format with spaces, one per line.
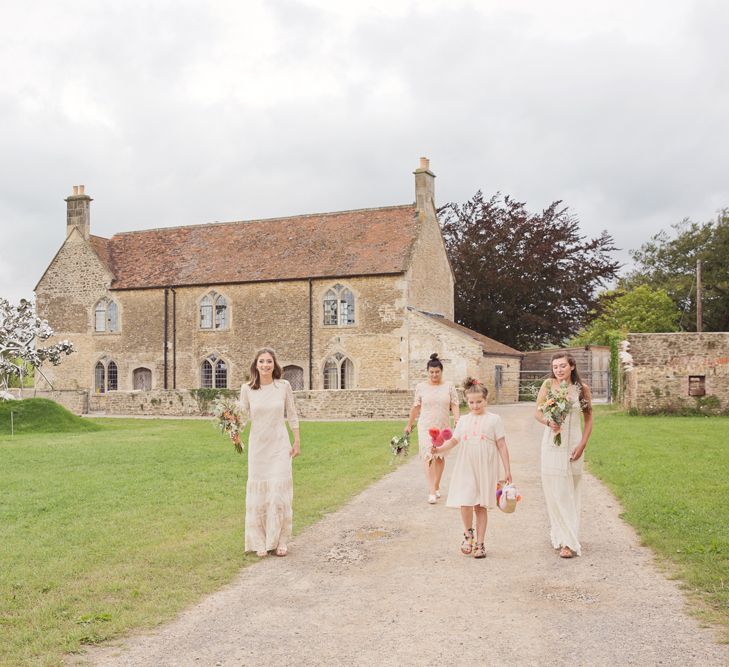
xmin=248 ymin=347 xmax=283 ymax=390
xmin=550 ymin=352 xmax=591 ymax=414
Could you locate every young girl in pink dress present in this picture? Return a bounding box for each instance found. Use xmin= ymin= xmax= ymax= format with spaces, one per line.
xmin=435 ymin=378 xmax=512 ymax=559
xmin=405 ymin=354 xmax=460 ymax=504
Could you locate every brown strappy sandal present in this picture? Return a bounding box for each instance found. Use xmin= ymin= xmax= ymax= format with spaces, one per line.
xmin=473 ymin=542 xmax=486 ymax=559
xmin=460 ymin=528 xmax=475 ymax=555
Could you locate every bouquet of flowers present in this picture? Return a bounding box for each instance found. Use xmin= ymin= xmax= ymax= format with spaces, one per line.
xmin=389 ymin=433 xmax=410 ymax=461
xmin=213 ymin=396 xmax=244 ymax=454
xmin=539 ymin=381 xmax=572 ymax=446
xmin=426 ymin=427 xmax=453 ymax=465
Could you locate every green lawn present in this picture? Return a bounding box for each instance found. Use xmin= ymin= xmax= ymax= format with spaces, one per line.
xmin=589 ymin=408 xmax=729 ymax=638
xmin=0 ymin=417 xmax=412 ymax=667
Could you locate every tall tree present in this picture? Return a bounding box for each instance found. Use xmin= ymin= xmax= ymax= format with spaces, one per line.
xmin=439 ymin=192 xmax=620 ymax=350
xmin=570 ymin=285 xmax=681 ymax=346
xmin=622 ymin=211 xmax=729 ymax=331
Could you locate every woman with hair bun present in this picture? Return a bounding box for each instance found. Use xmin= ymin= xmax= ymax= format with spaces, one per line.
xmin=405 ymin=353 xmax=460 ymax=504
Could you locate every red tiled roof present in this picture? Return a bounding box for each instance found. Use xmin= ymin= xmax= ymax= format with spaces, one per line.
xmin=421 ymin=312 xmax=523 ymax=357
xmin=89 ymin=235 xmax=112 ymax=273
xmin=99 ymin=205 xmax=418 ymax=289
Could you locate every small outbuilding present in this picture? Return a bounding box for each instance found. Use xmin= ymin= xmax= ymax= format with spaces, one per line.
xmin=622 ymin=332 xmax=729 ymax=414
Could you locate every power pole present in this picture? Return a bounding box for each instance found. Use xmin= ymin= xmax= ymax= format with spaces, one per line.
xmin=696 ymin=259 xmax=702 ymax=333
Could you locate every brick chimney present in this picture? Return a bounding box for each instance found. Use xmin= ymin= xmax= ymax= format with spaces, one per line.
xmin=414 ymin=157 xmax=435 ymax=216
xmin=65 ymin=184 xmax=92 ymax=240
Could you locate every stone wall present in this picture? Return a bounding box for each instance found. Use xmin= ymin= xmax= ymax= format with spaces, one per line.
xmin=293 ymin=389 xmax=412 ymax=420
xmin=36 ymin=251 xmax=413 ymax=392
xmin=85 ymin=388 xmax=411 ymax=419
xmin=7 ymin=389 xmax=89 ymax=414
xmin=623 ymin=333 xmax=729 ymax=414
xmin=407 ymin=310 xmax=520 ymax=403
xmin=406 ymin=211 xmax=454 ymax=319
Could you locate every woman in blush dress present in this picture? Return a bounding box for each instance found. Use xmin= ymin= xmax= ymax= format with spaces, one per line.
xmin=405 ymin=353 xmax=460 ymax=504
xmin=239 ymin=348 xmax=300 ymax=557
xmin=535 ymin=353 xmax=593 ymax=558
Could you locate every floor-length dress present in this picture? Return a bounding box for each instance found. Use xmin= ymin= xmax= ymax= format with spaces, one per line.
xmin=540 ymin=383 xmax=584 ymax=555
xmin=239 ymin=379 xmax=299 ymax=553
xmin=413 ymin=381 xmax=460 ymax=459
xmin=446 ymin=412 xmax=504 ymax=509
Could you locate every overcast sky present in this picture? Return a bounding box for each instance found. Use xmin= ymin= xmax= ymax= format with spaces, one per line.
xmin=1 ymin=0 xmax=728 ymax=305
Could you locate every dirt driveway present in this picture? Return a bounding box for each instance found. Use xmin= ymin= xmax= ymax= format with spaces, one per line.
xmin=74 ymin=404 xmax=729 ymax=666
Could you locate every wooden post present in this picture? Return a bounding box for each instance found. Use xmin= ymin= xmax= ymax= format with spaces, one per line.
xmin=696 ymin=259 xmax=703 ymax=333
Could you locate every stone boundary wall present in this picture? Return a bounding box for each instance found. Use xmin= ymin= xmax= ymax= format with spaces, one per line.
xmin=624 ymin=332 xmax=729 ymax=413
xmin=7 ymin=389 xmax=89 ymax=414
xmin=293 ymin=389 xmax=412 ymax=420
xmin=83 ymin=388 xmax=413 ymax=420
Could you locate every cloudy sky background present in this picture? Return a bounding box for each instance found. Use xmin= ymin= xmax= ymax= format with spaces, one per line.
xmin=1 ymin=0 xmax=728 ymax=305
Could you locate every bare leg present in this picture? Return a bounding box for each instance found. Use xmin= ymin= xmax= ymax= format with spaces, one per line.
xmin=423 ymin=459 xmax=437 ymax=495
xmin=432 ymin=457 xmax=445 ymax=494
xmin=460 ymin=506 xmax=474 ymax=533
xmin=474 ymin=505 xmax=488 ymax=544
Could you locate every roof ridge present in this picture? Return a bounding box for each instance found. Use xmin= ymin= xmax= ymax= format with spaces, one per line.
xmin=111 ymin=203 xmax=416 ymax=237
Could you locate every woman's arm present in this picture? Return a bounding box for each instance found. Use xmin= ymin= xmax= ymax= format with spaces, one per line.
xmin=495 ymin=436 xmax=512 ymax=483
xmin=449 ymin=383 xmax=460 ymax=427
xmin=284 ymin=381 xmax=301 ymax=458
xmin=534 ymin=380 xmax=549 ymax=424
xmin=571 ymin=385 xmax=593 ymax=461
xmin=404 ymin=404 xmax=421 ymax=434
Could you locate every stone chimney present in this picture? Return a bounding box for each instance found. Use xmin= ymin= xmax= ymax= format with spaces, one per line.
xmin=65 ymin=185 xmax=92 ymax=240
xmin=414 ymin=157 xmax=435 ymax=216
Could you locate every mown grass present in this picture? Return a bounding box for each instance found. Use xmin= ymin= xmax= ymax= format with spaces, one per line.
xmin=0 ymin=398 xmax=102 ymax=434
xmin=0 ymin=416 xmax=413 ymax=666
xmin=589 ymin=409 xmax=729 ymax=638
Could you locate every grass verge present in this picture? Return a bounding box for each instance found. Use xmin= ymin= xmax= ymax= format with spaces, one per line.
xmin=0 ymin=418 xmax=412 ymax=666
xmin=588 ymin=409 xmax=729 ymax=639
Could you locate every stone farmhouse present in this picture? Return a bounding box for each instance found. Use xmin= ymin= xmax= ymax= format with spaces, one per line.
xmin=34 ymin=159 xmax=522 ymax=416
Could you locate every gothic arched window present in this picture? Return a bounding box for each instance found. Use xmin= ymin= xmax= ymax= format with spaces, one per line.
xmin=323 ymin=284 xmax=355 ymax=327
xmin=200 ymin=291 xmax=229 ymax=330
xmin=94 ymin=359 xmax=119 ymax=393
xmin=322 ymin=353 xmax=354 ymax=390
xmin=201 ymin=354 xmax=228 ymax=388
xmin=94 ymin=298 xmax=119 ymax=333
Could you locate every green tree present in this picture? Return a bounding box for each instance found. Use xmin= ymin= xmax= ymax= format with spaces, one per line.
xmin=571 ymin=285 xmax=681 ymax=346
xmin=622 ymin=211 xmax=729 ymax=331
xmin=439 ymin=191 xmax=620 ymax=350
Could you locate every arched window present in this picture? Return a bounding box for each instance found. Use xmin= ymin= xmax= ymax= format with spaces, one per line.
xmin=322 ymin=284 xmax=355 ymax=326
xmin=200 ymin=291 xmax=229 ymax=330
xmin=283 ymin=365 xmax=304 ymax=391
xmin=215 ymin=295 xmax=227 ymax=329
xmin=322 ymin=353 xmax=354 ymax=390
xmin=200 ymin=295 xmax=213 ymax=329
xmin=201 ymin=354 xmax=227 ymax=388
xmin=107 ymin=361 xmax=118 ymax=391
xmin=94 ymin=298 xmax=119 ymax=333
xmin=94 ymin=359 xmax=119 ymax=393
xmin=94 ymin=361 xmax=105 ymax=393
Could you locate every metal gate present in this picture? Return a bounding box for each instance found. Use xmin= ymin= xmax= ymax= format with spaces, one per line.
xmin=517 ymin=369 xmax=611 ymax=402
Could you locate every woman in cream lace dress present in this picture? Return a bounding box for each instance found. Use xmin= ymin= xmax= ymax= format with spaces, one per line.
xmin=405 ymin=353 xmax=460 ymax=504
xmin=535 ymin=353 xmax=593 ymax=558
xmin=239 ymin=348 xmax=300 ymax=557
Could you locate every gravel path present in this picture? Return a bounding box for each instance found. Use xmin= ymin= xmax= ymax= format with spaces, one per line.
xmin=73 ymin=404 xmax=729 ymax=666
